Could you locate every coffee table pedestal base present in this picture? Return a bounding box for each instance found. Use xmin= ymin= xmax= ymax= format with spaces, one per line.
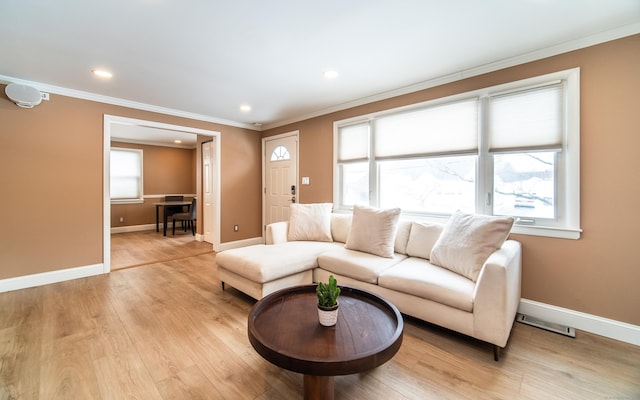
xmin=304 ymin=375 xmax=334 ymax=400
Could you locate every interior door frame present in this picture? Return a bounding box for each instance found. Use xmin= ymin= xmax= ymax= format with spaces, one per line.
xmin=103 ymin=115 xmax=221 ymax=273
xmin=262 ymin=130 xmax=299 ymax=242
xmin=201 ymin=140 xmax=215 ymax=244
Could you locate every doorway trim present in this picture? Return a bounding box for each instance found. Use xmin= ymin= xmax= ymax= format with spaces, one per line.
xmin=262 ymin=130 xmax=299 ymax=241
xmin=103 ymin=114 xmax=221 ymax=273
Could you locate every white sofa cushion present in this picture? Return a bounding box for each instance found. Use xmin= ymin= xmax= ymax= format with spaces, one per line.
xmin=330 ymin=213 xmax=352 ymax=243
xmin=216 ymin=241 xmax=342 ymax=283
xmin=394 ymin=220 xmax=413 ymax=255
xmin=430 ymin=211 xmax=514 ymax=282
xmin=318 ymin=247 xmax=407 ymax=284
xmin=405 ymin=221 xmax=444 ymax=260
xmin=345 ymin=205 xmax=401 ymax=258
xmin=379 ymin=257 xmax=475 ymax=312
xmin=287 ymin=203 xmax=333 ymax=242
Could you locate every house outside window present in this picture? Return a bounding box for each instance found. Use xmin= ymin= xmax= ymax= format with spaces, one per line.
xmin=334 ymin=68 xmax=580 ymax=239
xmin=110 ymin=148 xmax=144 ymax=204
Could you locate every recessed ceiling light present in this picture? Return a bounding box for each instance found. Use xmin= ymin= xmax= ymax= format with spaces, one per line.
xmin=323 ymin=70 xmax=338 ymax=79
xmin=92 ymin=69 xmax=113 ymax=78
xmin=240 ymin=104 xmax=252 ymax=112
xmin=174 ymin=139 xmax=182 ymax=144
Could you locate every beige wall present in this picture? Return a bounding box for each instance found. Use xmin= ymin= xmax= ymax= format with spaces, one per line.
xmin=110 ymin=141 xmax=196 ymax=228
xmin=0 ymin=91 xmax=262 ymax=279
xmin=263 ymin=34 xmax=640 ymax=326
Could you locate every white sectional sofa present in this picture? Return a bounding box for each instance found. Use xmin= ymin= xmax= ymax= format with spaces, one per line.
xmin=216 ymin=204 xmax=521 ymax=360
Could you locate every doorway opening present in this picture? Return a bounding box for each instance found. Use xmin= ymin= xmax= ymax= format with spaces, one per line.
xmin=103 ymin=115 xmax=221 ymax=273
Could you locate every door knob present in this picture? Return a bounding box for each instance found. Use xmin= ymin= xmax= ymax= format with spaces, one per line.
xmin=291 ymin=196 xmax=296 ymax=203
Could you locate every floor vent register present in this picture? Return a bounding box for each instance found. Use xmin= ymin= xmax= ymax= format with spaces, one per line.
xmin=516 ymin=313 xmax=576 ymax=338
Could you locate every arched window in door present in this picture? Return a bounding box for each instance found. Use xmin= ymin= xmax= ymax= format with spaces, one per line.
xmin=270 ymin=145 xmax=291 ymax=161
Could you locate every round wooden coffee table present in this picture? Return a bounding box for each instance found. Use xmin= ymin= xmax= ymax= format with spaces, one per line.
xmin=248 ymin=285 xmax=403 ymax=400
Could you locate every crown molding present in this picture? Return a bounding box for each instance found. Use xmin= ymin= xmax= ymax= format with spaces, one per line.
xmin=261 ymin=22 xmax=640 ymax=130
xmin=0 ymin=75 xmax=261 ymax=131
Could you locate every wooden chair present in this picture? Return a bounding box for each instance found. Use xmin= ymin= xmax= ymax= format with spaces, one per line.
xmin=172 ymin=198 xmax=197 ymax=236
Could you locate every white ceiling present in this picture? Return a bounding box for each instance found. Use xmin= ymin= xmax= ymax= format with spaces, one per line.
xmin=1 ymin=1 xmax=639 ymax=131
xmin=110 ymin=123 xmax=199 ymax=148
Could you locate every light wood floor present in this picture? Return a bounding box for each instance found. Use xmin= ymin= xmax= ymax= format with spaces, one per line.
xmin=110 ymin=230 xmax=214 ymax=270
xmin=1 ymin=249 xmax=639 ymax=399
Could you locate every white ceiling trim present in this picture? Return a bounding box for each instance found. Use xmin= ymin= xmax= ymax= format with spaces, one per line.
xmin=0 ymin=75 xmax=260 ymax=132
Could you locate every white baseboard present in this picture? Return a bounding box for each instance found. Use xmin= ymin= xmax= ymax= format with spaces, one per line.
xmin=112 ymin=225 xmax=207 ymax=243
xmin=0 ymin=263 xmax=104 ymax=293
xmin=518 ymin=298 xmax=640 ymax=346
xmin=219 ymin=237 xmax=263 ymax=251
xmin=110 ymin=223 xmax=157 ymax=234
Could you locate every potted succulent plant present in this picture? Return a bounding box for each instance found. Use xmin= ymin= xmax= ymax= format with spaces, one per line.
xmin=316 ymin=275 xmax=341 ymax=326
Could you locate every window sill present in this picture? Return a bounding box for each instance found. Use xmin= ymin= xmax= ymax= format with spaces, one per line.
xmin=511 ymin=224 xmax=581 ymax=240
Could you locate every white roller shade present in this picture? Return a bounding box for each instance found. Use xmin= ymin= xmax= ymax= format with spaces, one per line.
xmin=374 ymin=99 xmax=478 ymax=158
xmin=489 ymin=83 xmax=564 ymax=153
xmin=338 ymin=123 xmax=369 ymax=162
xmin=111 ymin=148 xmax=142 ymax=200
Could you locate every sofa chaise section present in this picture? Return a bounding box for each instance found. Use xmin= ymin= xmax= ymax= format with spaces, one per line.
xmin=216 ymin=240 xmax=342 ymax=300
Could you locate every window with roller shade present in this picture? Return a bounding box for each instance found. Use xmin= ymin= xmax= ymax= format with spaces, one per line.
xmin=110 ymin=148 xmax=144 ymax=204
xmin=334 ymin=68 xmax=580 ymax=239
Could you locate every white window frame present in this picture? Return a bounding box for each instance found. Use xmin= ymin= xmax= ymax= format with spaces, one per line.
xmin=110 ymin=147 xmax=144 ymax=204
xmin=333 ymin=68 xmax=581 ymax=239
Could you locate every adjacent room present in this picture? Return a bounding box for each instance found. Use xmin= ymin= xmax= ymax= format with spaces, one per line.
xmin=108 ymin=122 xmax=214 ymax=270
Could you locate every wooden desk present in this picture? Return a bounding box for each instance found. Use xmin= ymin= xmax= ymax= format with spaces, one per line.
xmin=152 ymin=201 xmax=192 ymax=236
xmin=248 ymin=285 xmax=403 ymax=400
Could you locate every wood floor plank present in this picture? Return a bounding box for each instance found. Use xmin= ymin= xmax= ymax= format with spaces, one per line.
xmin=92 ymin=349 xmax=164 ymax=400
xmin=0 ymin=325 xmax=42 ymax=400
xmin=156 ymin=365 xmax=224 ymax=400
xmin=0 ymin=286 xmax=43 ymax=400
xmin=1 ymin=231 xmax=638 ymax=399
xmin=38 ymin=335 xmax=102 ymax=400
xmin=106 ymin=279 xmax=197 ymax=383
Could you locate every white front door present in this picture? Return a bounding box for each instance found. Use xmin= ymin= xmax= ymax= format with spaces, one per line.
xmin=264 ymin=133 xmax=298 ymax=228
xmin=202 ymin=140 xmax=215 ymax=244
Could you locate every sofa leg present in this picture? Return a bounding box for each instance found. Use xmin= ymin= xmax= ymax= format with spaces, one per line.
xmin=493 ymin=345 xmax=500 ymax=361
xmin=221 ymin=282 xmax=225 ymax=291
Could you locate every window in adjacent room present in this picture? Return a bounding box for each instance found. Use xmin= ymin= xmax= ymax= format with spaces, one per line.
xmin=110 ymin=148 xmax=143 ymax=204
xmin=334 ymin=68 xmax=580 ymax=239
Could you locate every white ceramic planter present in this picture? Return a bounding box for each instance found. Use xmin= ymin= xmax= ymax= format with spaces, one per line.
xmin=317 ymin=303 xmax=339 ymax=326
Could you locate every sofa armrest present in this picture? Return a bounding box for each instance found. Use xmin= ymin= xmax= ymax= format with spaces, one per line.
xmin=472 ymin=240 xmax=522 ymax=347
xmin=266 ymin=221 xmax=289 ymax=244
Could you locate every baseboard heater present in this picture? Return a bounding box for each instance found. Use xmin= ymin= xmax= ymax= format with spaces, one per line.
xmin=516 ymin=313 xmax=576 ymax=338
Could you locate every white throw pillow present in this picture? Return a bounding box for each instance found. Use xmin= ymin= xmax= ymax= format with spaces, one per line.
xmin=287 ymin=203 xmax=333 ymax=242
xmin=330 ymin=213 xmax=352 ymax=244
xmin=345 ymin=205 xmax=401 ymax=258
xmin=405 ymin=221 xmax=444 ymax=260
xmin=394 ymin=220 xmax=413 ymax=255
xmin=430 ymin=211 xmax=514 ymax=281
